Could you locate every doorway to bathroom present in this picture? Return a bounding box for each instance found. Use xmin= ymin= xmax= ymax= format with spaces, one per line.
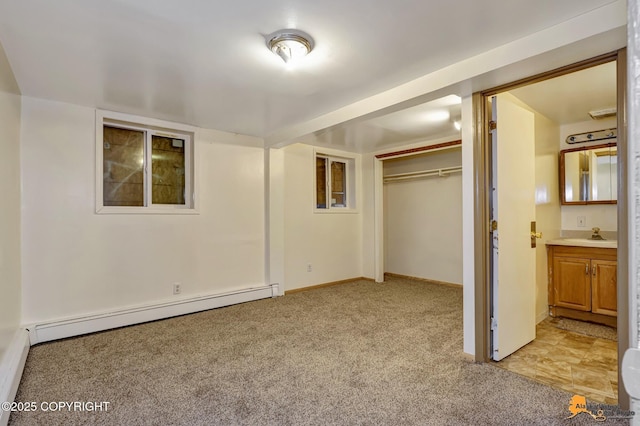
xmin=474 ymin=50 xmax=627 ymax=405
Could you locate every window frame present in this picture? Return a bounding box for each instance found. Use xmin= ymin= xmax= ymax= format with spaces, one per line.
xmin=314 ymin=150 xmax=357 ymax=213
xmin=96 ymin=110 xmax=198 ymax=214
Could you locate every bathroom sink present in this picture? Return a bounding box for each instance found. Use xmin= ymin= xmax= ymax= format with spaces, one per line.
xmin=547 ymin=238 xmax=617 ymax=248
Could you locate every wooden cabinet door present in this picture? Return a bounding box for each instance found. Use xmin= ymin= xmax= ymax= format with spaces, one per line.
xmin=553 ymin=256 xmax=591 ymax=311
xmin=591 ymin=259 xmax=617 ymax=316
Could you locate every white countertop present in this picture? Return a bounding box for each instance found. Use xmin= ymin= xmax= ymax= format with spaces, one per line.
xmin=546 ymin=238 xmax=617 ymax=249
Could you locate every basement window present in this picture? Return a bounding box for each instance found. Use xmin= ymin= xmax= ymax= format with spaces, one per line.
xmin=96 ymin=111 xmax=196 ymax=214
xmin=315 ymin=153 xmax=356 ymax=211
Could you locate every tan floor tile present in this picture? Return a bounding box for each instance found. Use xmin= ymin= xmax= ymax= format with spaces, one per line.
xmin=535 ymin=357 xmax=573 ymax=386
xmin=495 ymin=357 xmax=537 ymax=379
xmin=544 ymin=345 xmax=588 ymax=364
xmin=571 ymin=366 xmax=615 ymax=397
xmin=592 ymin=338 xmax=617 ymax=352
xmin=581 ymin=346 xmax=617 ymax=374
xmin=559 ymin=333 xmax=597 ymax=350
xmin=516 ymin=339 xmax=552 ymax=357
xmin=496 ymin=321 xmax=619 ymax=404
xmin=535 ymin=328 xmax=565 ymax=344
xmin=571 ymin=387 xmax=614 ymax=404
xmin=578 ymin=359 xmax=617 ymax=375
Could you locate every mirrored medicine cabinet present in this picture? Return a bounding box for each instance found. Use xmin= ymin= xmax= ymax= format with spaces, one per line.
xmin=560 ymin=142 xmax=617 ymax=205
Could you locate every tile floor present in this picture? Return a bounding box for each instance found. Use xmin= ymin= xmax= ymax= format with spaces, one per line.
xmin=494 ymin=319 xmax=618 ymax=405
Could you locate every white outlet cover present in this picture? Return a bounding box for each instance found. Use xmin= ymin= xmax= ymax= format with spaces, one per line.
xmin=622 ymin=348 xmax=640 ymax=398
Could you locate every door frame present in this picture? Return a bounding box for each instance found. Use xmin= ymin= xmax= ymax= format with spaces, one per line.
xmin=472 ymin=49 xmax=629 ymax=408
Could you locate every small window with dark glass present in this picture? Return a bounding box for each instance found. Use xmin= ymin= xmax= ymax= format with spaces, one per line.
xmin=316 ymin=154 xmax=349 ymax=209
xmin=102 ymin=124 xmax=192 ymax=209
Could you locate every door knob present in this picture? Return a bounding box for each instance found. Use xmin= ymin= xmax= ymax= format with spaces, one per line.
xmin=530 ymin=232 xmax=542 ymax=239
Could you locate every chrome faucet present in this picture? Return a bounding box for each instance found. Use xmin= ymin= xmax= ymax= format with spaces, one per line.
xmin=590 ymin=227 xmax=605 ymax=240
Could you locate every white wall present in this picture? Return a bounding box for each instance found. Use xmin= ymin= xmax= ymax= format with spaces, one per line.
xmin=20 ymin=97 xmax=266 ymax=325
xmin=559 ymin=118 xmax=618 ymax=232
xmin=282 ymin=143 xmax=362 ymax=291
xmin=383 ymin=148 xmax=462 ymax=284
xmin=0 ymin=41 xmax=21 ymax=347
xmin=532 ymin=109 xmax=561 ymax=323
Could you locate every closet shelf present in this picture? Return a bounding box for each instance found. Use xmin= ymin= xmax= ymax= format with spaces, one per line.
xmin=383 ymin=166 xmax=462 ymax=183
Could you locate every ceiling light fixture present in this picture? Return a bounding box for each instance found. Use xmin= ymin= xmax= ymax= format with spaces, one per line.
xmin=588 ymin=107 xmax=616 ymax=120
xmin=267 ymin=30 xmax=314 ymax=64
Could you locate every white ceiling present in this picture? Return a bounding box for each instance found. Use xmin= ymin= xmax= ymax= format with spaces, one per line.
xmin=0 ymin=0 xmax=620 ymax=149
xmin=297 ymin=61 xmax=617 ymax=152
xmin=509 ymin=61 xmax=617 ymax=125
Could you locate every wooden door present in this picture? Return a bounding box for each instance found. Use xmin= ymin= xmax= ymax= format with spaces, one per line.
xmin=591 ymin=259 xmax=618 ymax=316
xmin=553 ymin=256 xmax=591 ymax=311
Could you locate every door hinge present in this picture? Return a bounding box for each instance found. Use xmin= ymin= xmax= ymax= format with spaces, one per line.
xmin=490 ymin=220 xmax=498 ymax=232
xmin=489 ymin=120 xmax=497 ymax=131
xmin=490 ymin=317 xmax=498 ymax=330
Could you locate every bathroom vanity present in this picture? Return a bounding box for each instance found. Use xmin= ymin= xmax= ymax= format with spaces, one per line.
xmin=547 ymin=238 xmax=617 ymax=327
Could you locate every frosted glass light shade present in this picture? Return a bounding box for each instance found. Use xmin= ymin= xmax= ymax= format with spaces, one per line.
xmin=268 ymin=32 xmax=313 ymax=63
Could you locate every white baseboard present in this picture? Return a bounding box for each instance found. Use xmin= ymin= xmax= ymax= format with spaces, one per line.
xmin=28 ymin=284 xmax=279 ymax=345
xmin=536 ymin=309 xmax=548 ymax=324
xmin=0 ymin=329 xmax=29 ymax=426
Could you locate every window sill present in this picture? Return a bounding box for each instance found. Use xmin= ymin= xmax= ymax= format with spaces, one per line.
xmin=313 ymin=208 xmax=359 ymax=215
xmin=96 ymin=206 xmax=200 ymax=215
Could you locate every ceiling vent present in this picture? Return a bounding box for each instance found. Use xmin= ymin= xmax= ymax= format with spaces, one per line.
xmin=588 ymin=107 xmax=616 ymax=120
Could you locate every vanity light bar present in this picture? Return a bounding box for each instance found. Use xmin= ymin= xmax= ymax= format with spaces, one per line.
xmin=566 ymin=128 xmax=617 ymax=144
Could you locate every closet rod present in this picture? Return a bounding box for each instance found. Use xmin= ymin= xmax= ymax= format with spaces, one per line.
xmin=383 ymin=166 xmax=462 ymax=183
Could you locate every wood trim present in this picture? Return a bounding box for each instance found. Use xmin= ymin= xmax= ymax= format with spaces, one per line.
xmin=375 ymin=140 xmax=461 ymax=159
xmin=560 ymin=142 xmax=617 ymax=205
xmin=595 ymin=148 xmax=617 ymax=157
xmin=284 ymin=277 xmax=374 ymax=295
xmin=383 ymin=272 xmax=462 ymax=288
xmin=552 ymin=307 xmax=617 ymax=328
xmin=461 ymin=353 xmax=475 ymax=363
xmin=615 ymin=47 xmax=630 ymax=410
xmin=473 ymin=91 xmax=491 ymax=363
xmin=560 ymin=142 xmax=616 ymax=155
xmin=545 ymin=245 xmax=617 ymax=260
xmin=480 ymin=51 xmax=618 ymax=97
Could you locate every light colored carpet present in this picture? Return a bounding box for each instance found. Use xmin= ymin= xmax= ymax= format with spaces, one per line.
xmin=547 ymin=317 xmax=617 ymax=341
xmin=10 ymin=277 xmax=612 ymax=425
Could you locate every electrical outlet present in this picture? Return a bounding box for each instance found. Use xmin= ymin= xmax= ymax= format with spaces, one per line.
xmin=577 ymin=216 xmax=586 ymax=227
xmin=173 ymin=282 xmax=181 ymax=295
xmin=307 ymin=263 xmax=312 ymax=272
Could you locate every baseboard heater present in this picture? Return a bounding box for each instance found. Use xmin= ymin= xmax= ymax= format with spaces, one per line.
xmin=28 ymin=283 xmax=279 ymax=345
xmin=0 ymin=329 xmax=30 ymax=426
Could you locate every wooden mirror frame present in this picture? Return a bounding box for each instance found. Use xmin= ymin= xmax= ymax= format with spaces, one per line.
xmin=559 ymin=142 xmax=617 ymax=205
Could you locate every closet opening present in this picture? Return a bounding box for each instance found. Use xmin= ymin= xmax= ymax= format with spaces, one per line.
xmin=374 ymin=140 xmax=462 ymax=287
